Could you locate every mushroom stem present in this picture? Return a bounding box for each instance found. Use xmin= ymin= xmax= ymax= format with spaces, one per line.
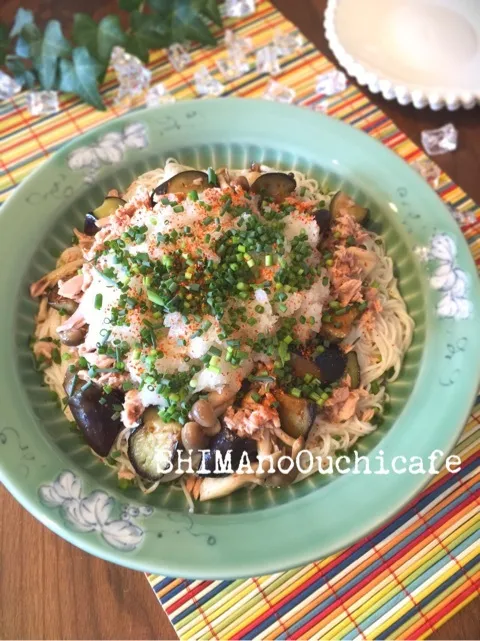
xmin=30 ymin=259 xmax=84 ymax=298
xmin=199 ymin=471 xmax=264 ymax=502
xmin=216 ymin=167 xmax=231 ymax=189
xmin=257 ymin=434 xmax=273 ymax=457
xmin=273 ymin=424 xmax=296 ymax=447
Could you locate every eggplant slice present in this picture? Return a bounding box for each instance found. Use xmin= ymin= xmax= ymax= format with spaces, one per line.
xmin=198 ymin=427 xmax=257 ymax=477
xmin=84 ymin=212 xmax=100 ymax=236
xmin=68 ymin=383 xmax=124 ymax=457
xmin=275 ymin=390 xmax=316 ymax=438
xmin=153 ymin=170 xmax=209 ymax=197
xmin=291 ymin=349 xmax=347 ymax=386
xmin=47 ymin=287 xmax=78 ymax=315
xmin=58 ymin=326 xmax=86 ymax=347
xmin=321 ymin=307 xmax=359 ymax=342
xmin=291 ymin=353 xmax=322 ymax=380
xmin=330 ymin=191 xmax=369 ymax=224
xmin=84 ymin=197 xmax=126 ymax=235
xmin=313 ymin=208 xmax=332 ymax=233
xmin=128 ymin=408 xmax=182 ymax=481
xmin=314 ymin=346 xmax=347 ymax=384
xmin=251 ymin=172 xmax=296 ymax=201
xmin=346 ymin=351 xmax=360 ymax=389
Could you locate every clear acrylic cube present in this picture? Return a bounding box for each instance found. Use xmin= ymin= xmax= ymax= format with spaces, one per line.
xmin=273 ymin=29 xmax=303 ymax=56
xmin=146 ymin=83 xmax=176 ymax=107
xmin=194 ymin=65 xmax=224 ymax=97
xmin=217 ymin=53 xmax=250 ymax=80
xmin=411 ymin=158 xmax=441 ymax=188
xmin=0 ymin=71 xmax=22 ymax=101
xmin=421 ymin=124 xmax=458 ymax=156
xmin=225 ymin=29 xmax=253 ymax=57
xmin=315 ymin=70 xmax=347 ymax=96
xmin=256 ymin=45 xmax=281 ymax=76
xmin=263 ymin=79 xmax=296 ymax=104
xmin=26 ymin=91 xmax=59 ymax=116
xmin=168 ymin=44 xmax=192 ymax=72
xmin=224 ymin=0 xmax=256 ymax=18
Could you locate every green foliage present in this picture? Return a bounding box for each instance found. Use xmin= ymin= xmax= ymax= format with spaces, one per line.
xmin=1 ymin=0 xmax=223 ymax=109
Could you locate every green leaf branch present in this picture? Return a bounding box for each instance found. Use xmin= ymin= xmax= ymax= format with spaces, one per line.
xmin=0 ymin=1 xmax=224 ymax=110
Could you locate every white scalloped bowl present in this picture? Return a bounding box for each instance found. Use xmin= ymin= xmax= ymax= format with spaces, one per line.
xmin=325 ymin=0 xmax=480 ymax=110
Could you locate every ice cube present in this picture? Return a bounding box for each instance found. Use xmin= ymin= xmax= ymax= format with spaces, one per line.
xmin=316 ymin=70 xmax=347 ymax=96
xmin=314 ymin=99 xmax=331 ymax=114
xmin=110 ymin=46 xmax=151 ymax=103
xmin=194 ymin=66 xmax=224 ymax=96
xmin=421 ymin=124 xmax=458 ymax=156
xmin=26 ymin=91 xmax=59 ymax=116
xmin=0 ymin=70 xmax=22 ymax=100
xmin=224 ymin=0 xmax=256 ymax=18
xmin=146 ymin=83 xmax=176 ymax=107
xmin=411 ymin=158 xmax=441 ymax=188
xmin=256 ymin=45 xmax=281 ymax=76
xmin=273 ymin=29 xmax=303 ymax=56
xmin=168 ymin=44 xmax=191 ymax=72
xmin=447 ymin=204 xmax=476 ymax=226
xmin=263 ymin=79 xmax=295 ymax=103
xmin=225 ymin=29 xmax=253 ymax=56
xmin=216 ymin=52 xmax=250 ymax=80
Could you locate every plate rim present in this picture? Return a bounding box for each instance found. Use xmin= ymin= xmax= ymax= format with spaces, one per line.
xmin=1 ymin=98 xmax=479 ymax=578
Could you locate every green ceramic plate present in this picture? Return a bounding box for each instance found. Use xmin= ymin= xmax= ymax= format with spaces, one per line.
xmin=1 ymin=99 xmax=479 ymax=578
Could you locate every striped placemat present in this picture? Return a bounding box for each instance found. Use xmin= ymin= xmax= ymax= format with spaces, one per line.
xmin=1 ymin=1 xmax=479 ymax=639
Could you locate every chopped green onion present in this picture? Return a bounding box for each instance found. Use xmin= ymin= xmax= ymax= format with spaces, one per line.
xmin=188 ymin=190 xmax=199 ymax=201
xmin=94 ymin=293 xmax=103 ymax=310
xmin=209 ymin=346 xmax=222 ymax=357
xmin=208 ymin=365 xmax=221 ymax=374
xmin=207 ymin=167 xmax=218 ymax=185
xmin=147 ymin=289 xmax=164 ymax=306
xmin=173 ymin=204 xmax=184 ymax=213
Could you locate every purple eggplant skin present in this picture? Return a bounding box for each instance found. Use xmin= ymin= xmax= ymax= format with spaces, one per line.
xmin=68 ymin=383 xmax=124 ymax=457
xmin=84 ymin=212 xmax=100 ymax=236
xmin=251 ymin=172 xmax=296 ymax=201
xmin=197 ymin=427 xmax=257 ymax=477
xmin=152 ymin=170 xmax=210 ymax=200
xmin=313 ymin=208 xmax=332 ymax=233
xmin=274 ymin=389 xmax=316 ymax=439
xmin=314 ymin=345 xmax=347 ymax=384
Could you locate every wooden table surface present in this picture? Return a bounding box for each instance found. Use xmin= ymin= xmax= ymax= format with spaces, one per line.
xmin=0 ymin=0 xmax=479 ymax=639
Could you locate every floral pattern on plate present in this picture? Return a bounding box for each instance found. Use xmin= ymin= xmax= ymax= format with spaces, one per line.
xmin=67 ymin=123 xmax=148 ymax=183
xmin=38 ymin=470 xmax=152 ymax=551
xmin=416 ymin=233 xmax=473 ymax=320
